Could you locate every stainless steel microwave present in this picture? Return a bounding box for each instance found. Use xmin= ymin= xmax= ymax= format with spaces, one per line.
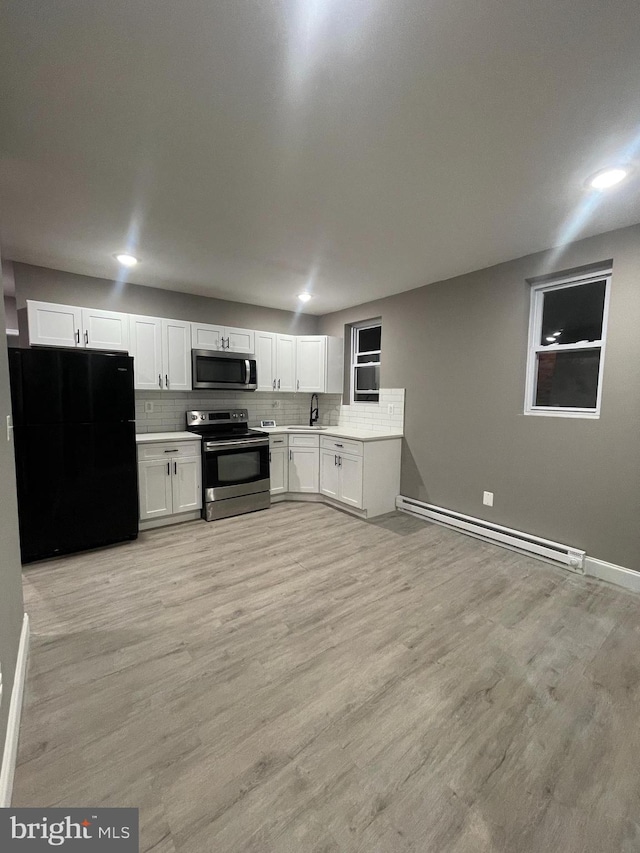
xmin=191 ymin=349 xmax=258 ymax=391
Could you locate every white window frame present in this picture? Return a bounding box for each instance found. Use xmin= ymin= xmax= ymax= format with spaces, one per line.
xmin=524 ymin=267 xmax=612 ymax=419
xmin=351 ymin=319 xmax=382 ymax=404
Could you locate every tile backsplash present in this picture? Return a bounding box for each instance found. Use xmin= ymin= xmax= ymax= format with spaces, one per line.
xmin=134 ymin=388 xmax=404 ymax=434
xmin=134 ymin=391 xmax=342 ymax=433
xmin=336 ymin=388 xmax=405 ymax=432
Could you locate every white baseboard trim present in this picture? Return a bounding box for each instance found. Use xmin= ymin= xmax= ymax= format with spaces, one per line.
xmin=584 ymin=557 xmax=640 ymax=594
xmin=0 ymin=613 xmax=30 ymax=808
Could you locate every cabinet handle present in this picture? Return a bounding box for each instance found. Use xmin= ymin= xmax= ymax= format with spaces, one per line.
xmin=277 ymin=379 xmax=280 ymax=390
xmin=158 ymin=374 xmax=162 ymax=389
xmin=83 ymin=330 xmax=88 ymax=345
xmin=174 ymin=461 xmax=177 ymax=475
xmin=335 ymin=454 xmax=338 ymax=466
xmin=165 ymin=374 xmax=169 ymax=388
xmin=272 ymin=379 xmax=276 ymax=391
xmin=289 ymin=450 xmax=292 ymax=461
xmin=163 ymin=449 xmax=179 ymax=453
xmin=226 ymin=337 xmax=230 ymax=349
xmin=297 ymin=379 xmax=299 ymax=391
xmin=167 ymin=462 xmax=170 ymax=475
xmin=335 ymin=443 xmax=343 ymax=448
xmin=75 ymin=329 xmax=80 ymax=344
xmin=339 ymin=455 xmax=342 ymax=467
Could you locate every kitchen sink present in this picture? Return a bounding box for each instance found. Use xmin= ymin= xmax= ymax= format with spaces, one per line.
xmin=286 ymin=425 xmax=328 ymax=431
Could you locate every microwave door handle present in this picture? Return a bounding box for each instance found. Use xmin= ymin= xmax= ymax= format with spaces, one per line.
xmin=245 ymin=360 xmax=250 ymax=385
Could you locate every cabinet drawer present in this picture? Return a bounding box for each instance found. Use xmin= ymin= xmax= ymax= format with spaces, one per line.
xmin=137 ymin=441 xmax=201 ymax=461
xmin=269 ymin=435 xmax=288 ymax=447
xmin=320 ymin=436 xmax=363 ymax=456
xmin=288 ymin=434 xmax=320 ymax=447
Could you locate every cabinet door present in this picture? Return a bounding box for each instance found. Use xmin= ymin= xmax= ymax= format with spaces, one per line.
xmin=256 ymin=331 xmax=276 ymax=392
xmin=296 ymin=336 xmax=326 ymax=393
xmin=138 ymin=459 xmax=173 ymax=520
xmin=269 ymin=446 xmax=288 ymax=494
xmin=162 ymin=319 xmax=191 ymax=391
xmin=27 ymin=300 xmax=82 ymax=348
xmin=172 ymin=456 xmax=202 ymax=513
xmin=82 ymin=308 xmax=129 ymax=351
xmin=319 ymin=448 xmax=340 ymax=500
xmin=191 ymin=322 xmax=225 ymax=351
xmin=288 ymin=447 xmax=319 ymax=493
xmin=276 ymin=334 xmax=296 ymax=393
xmin=129 ymin=315 xmax=163 ymax=390
xmin=225 ymin=326 xmax=255 ymax=354
xmin=338 ymin=452 xmax=364 ymax=509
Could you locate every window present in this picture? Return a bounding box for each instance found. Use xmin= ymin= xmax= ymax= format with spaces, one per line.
xmin=524 ymin=268 xmax=611 ymax=418
xmin=351 ymin=320 xmax=381 ymax=403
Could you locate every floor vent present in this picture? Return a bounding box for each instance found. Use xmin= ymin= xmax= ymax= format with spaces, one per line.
xmin=396 ymin=496 xmax=585 ymax=573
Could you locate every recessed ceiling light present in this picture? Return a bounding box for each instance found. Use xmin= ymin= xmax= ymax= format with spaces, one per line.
xmin=298 ymin=293 xmax=312 ymax=303
xmin=114 ymin=253 xmax=138 ymax=267
xmin=587 ymin=167 xmax=629 ymax=190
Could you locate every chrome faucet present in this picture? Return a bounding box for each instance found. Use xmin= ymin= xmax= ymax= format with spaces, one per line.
xmin=309 ymin=393 xmax=319 ymax=427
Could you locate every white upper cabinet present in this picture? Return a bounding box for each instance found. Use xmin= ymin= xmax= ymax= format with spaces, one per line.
xmin=191 ymin=322 xmax=224 ymax=351
xmin=296 ymin=336 xmax=326 ymax=393
xmin=226 ymin=326 xmax=255 ymax=353
xmin=296 ymin=336 xmax=344 ymax=393
xmin=27 ymin=300 xmax=129 ymax=351
xmin=191 ymin=322 xmax=255 ymax=354
xmin=27 ymin=301 xmax=83 ymax=348
xmin=81 ymin=307 xmax=129 ymax=351
xmin=256 ymin=331 xmax=277 ymax=391
xmin=276 ymin=335 xmax=296 ymax=392
xmin=257 ymin=332 xmax=296 ymax=392
xmin=129 ymin=315 xmax=163 ymax=390
xmin=129 ymin=316 xmax=190 ymax=391
xmin=162 ymin=319 xmax=191 ymax=391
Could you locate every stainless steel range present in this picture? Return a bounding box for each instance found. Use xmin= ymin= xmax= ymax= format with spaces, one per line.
xmin=186 ymin=409 xmax=270 ymax=521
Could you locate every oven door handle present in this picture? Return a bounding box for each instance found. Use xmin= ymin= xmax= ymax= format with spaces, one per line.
xmin=205 ymin=438 xmax=269 ymax=451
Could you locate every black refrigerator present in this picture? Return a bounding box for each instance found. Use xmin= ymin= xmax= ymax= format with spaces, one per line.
xmin=9 ymin=347 xmax=139 ymax=563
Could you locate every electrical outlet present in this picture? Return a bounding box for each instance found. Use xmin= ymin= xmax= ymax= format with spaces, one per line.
xmin=483 ymin=491 xmax=494 ymax=507
xmin=144 ymin=401 xmax=154 ymax=413
xmin=272 ymin=400 xmax=281 ymax=409
xmin=387 ymin=404 xmax=394 ymax=415
xmin=6 ymin=414 xmax=13 ymax=442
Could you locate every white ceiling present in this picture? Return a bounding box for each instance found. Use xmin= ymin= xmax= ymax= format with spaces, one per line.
xmin=1 ymin=1 xmax=639 ymax=315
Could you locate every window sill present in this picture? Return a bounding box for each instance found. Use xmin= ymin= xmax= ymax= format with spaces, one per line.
xmin=524 ymin=408 xmax=600 ymax=420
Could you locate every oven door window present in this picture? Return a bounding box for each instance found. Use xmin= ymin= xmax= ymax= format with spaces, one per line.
xmin=206 ymin=447 xmax=268 ymax=486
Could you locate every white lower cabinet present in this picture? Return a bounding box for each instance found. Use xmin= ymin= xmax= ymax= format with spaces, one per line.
xmin=137 ymin=440 xmax=202 ymax=527
xmin=172 ymin=457 xmax=202 ymax=513
xmin=320 ymin=449 xmax=363 ymax=508
xmin=269 ymin=436 xmax=289 ymax=495
xmin=288 ymin=436 xmax=319 ymax=492
xmin=270 ymin=431 xmax=400 ymax=517
xmin=138 ymin=459 xmax=174 ymax=520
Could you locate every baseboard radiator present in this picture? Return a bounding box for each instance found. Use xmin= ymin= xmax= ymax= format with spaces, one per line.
xmin=396 ymin=496 xmax=586 ymax=572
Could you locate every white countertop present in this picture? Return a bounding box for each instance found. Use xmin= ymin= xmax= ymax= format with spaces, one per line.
xmin=136 ymin=431 xmax=202 ymax=444
xmin=259 ymin=425 xmax=403 ymax=442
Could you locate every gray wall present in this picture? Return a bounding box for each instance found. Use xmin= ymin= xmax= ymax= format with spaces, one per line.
xmin=0 ymin=247 xmax=25 ymax=769
xmin=320 ymin=223 xmax=640 ymax=571
xmin=4 ymin=297 xmax=18 ymax=331
xmin=13 ymin=263 xmax=320 ymax=336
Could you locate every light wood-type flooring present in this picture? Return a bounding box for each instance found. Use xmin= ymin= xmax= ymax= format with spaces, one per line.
xmin=13 ymin=502 xmax=640 ymax=853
